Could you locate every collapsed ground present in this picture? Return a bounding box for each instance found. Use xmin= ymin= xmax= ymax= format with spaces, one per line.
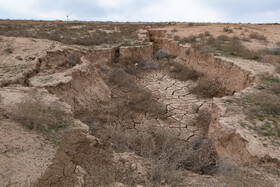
xmin=0 ymin=21 xmax=280 ymax=187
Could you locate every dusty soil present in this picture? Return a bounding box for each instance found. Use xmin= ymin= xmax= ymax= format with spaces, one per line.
xmin=0 ymin=21 xmax=280 ymax=186
xmin=162 ymin=23 xmax=280 ymax=50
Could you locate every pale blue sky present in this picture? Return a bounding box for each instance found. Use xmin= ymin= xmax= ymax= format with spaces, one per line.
xmin=0 ymin=0 xmax=279 ymax=23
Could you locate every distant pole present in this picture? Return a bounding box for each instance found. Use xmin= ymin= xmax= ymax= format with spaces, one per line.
xmin=67 ymin=15 xmax=69 ymax=21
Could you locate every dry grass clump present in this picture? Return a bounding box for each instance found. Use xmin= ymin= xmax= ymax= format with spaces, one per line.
xmin=204 ymin=31 xmax=211 ymax=36
xmin=109 ymin=123 xmax=218 ymax=185
xmin=3 ymin=48 xmax=13 ymax=54
xmin=190 ymin=77 xmax=229 ymax=98
xmin=249 ymin=32 xmax=268 ymax=42
xmin=68 ymin=53 xmax=81 ymax=67
xmin=179 ymin=35 xmax=197 ymax=44
xmin=168 ymin=62 xmax=202 ymax=81
xmin=223 ymin=27 xmax=233 ymax=33
xmin=275 ymin=65 xmax=280 ymax=73
xmin=0 ymin=94 xmax=5 ymax=119
xmin=155 ymin=49 xmax=170 ymax=60
xmin=11 ymin=90 xmax=72 ymax=142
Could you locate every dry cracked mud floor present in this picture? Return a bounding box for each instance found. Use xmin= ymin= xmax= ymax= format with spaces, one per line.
xmin=0 ymin=22 xmax=280 ymax=187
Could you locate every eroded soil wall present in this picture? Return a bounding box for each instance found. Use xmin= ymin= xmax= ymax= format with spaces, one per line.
xmin=149 ymin=34 xmax=255 ymax=94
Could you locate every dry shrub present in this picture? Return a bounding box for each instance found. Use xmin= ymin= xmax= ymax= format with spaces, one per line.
xmin=204 ymin=31 xmax=211 ymax=36
xmin=275 ymin=65 xmax=280 ymax=73
xmin=179 ymin=35 xmax=197 ymax=44
xmin=171 ymin=28 xmax=178 ymax=33
xmin=196 ymin=108 xmax=212 ymax=134
xmin=270 ymin=82 xmax=280 ymax=95
xmin=138 ymin=60 xmax=159 ymax=69
xmin=190 ymin=77 xmax=229 ymax=98
xmin=0 ymin=94 xmax=5 ymax=119
xmin=250 ymin=32 xmax=268 ymax=42
xmin=223 ymin=27 xmax=233 ymax=33
xmin=11 ymin=90 xmax=72 ymax=141
xmin=155 ymin=49 xmax=169 ymax=60
xmin=173 ymin=35 xmax=181 ymax=41
xmin=83 ymin=150 xmax=118 ymax=187
xmin=217 ymin=34 xmax=230 ymax=41
xmin=3 ymin=48 xmax=13 ymax=54
xmin=67 ymin=53 xmax=81 ymax=67
xmin=168 ymin=62 xmax=202 ymax=81
xmin=109 ymin=123 xmax=218 ymax=185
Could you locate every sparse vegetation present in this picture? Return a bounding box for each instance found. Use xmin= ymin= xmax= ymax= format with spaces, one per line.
xmin=179 ymin=35 xmax=197 ymax=44
xmin=264 ymin=48 xmax=280 ymax=56
xmin=67 ymin=53 xmax=81 ymax=67
xmin=204 ymin=31 xmax=211 ymax=36
xmin=168 ymin=62 xmax=202 ymax=81
xmin=250 ymin=32 xmax=268 ymax=42
xmin=236 ymin=74 xmax=280 ymax=140
xmin=275 ymin=65 xmax=280 ymax=73
xmin=110 ymin=123 xmax=218 ymax=185
xmin=155 ymin=49 xmax=169 ymax=59
xmin=223 ymin=27 xmax=233 ymax=33
xmin=191 ymin=35 xmax=263 ymax=60
xmin=11 ymin=90 xmax=72 ymax=142
xmin=0 ymin=22 xmax=161 ymax=46
xmin=190 ymin=77 xmax=229 ymax=98
xmin=4 ymin=48 xmax=13 ymax=54
xmin=171 ymin=28 xmax=178 ymax=33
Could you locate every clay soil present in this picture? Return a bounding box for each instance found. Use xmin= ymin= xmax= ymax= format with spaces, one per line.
xmin=0 ymin=21 xmax=280 ymax=187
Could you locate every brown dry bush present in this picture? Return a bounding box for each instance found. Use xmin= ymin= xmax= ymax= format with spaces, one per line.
xmin=179 ymin=35 xmax=197 ymax=44
xmin=270 ymin=82 xmax=280 ymax=95
xmin=223 ymin=27 xmax=233 ymax=33
xmin=275 ymin=65 xmax=280 ymax=73
xmin=190 ymin=77 xmax=229 ymax=98
xmin=155 ymin=49 xmax=170 ymax=60
xmin=250 ymin=32 xmax=268 ymax=42
xmin=204 ymin=31 xmax=211 ymax=36
xmin=168 ymin=62 xmax=203 ymax=81
xmin=11 ymin=90 xmax=72 ymax=142
xmin=109 ymin=123 xmax=218 ymax=185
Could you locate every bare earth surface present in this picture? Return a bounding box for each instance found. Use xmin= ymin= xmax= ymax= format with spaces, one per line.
xmin=0 ymin=21 xmax=280 ymax=186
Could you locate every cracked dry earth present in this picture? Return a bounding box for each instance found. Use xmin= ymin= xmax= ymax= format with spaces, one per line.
xmin=135 ymin=70 xmax=209 ymax=141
